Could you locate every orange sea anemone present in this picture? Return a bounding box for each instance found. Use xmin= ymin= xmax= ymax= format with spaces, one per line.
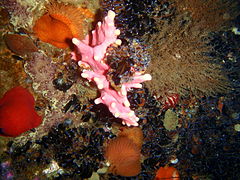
xmin=33 ymin=1 xmax=94 ymax=49
xmin=118 ymin=126 xmax=143 ymax=149
xmin=105 ymin=136 xmax=141 ymax=177
xmin=154 ymin=165 xmax=180 ymax=180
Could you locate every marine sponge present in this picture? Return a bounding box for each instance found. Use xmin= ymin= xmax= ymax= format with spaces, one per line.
xmin=33 ymin=1 xmax=94 ymax=48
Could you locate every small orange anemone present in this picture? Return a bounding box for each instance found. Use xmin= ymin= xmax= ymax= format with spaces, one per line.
xmin=33 ymin=2 xmax=94 ymax=48
xmin=118 ymin=126 xmax=143 ymax=149
xmin=105 ymin=136 xmax=141 ymax=177
xmin=155 ymin=165 xmax=180 ymax=180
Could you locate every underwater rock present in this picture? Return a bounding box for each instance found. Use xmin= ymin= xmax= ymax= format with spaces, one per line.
xmin=4 ymin=34 xmax=38 ymax=55
xmin=0 ymin=0 xmax=33 ymax=28
xmin=101 ymin=0 xmax=174 ymax=39
xmin=163 ymin=109 xmax=178 ymax=131
xmin=22 ymin=52 xmax=96 ymax=141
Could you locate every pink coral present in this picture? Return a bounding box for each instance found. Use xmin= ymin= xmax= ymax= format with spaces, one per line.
xmin=72 ymin=10 xmax=151 ymax=126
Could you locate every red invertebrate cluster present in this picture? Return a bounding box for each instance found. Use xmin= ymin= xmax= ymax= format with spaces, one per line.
xmin=155 ymin=165 xmax=180 ymax=180
xmin=162 ymin=93 xmax=179 ymax=110
xmin=156 ymin=92 xmax=180 ymax=110
xmin=0 ymin=86 xmax=42 ymax=137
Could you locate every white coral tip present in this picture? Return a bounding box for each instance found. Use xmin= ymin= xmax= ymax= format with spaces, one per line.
xmin=81 ymin=73 xmax=88 ymax=78
xmin=115 ymin=29 xmax=121 ymax=36
xmin=124 ymin=100 xmax=130 ymax=107
xmin=135 ymin=84 xmax=142 ymax=88
xmin=121 ymin=90 xmax=127 ymax=96
xmin=108 ymin=10 xmax=116 ymax=19
xmin=94 ymin=56 xmax=100 ymax=61
xmin=94 ymin=77 xmax=100 ymax=82
xmin=111 ymin=102 xmax=116 ymax=108
xmin=144 ymin=74 xmax=152 ymax=81
xmin=72 ymin=38 xmax=79 ymax=45
xmin=128 ymin=111 xmax=135 ymax=117
xmin=121 ymin=85 xmax=127 ymax=96
xmin=98 ymin=84 xmax=104 ymax=89
xmin=114 ymin=112 xmax=120 ymax=117
xmin=94 ymin=98 xmax=102 ymax=104
xmin=133 ymin=122 xmax=138 ymax=126
xmin=115 ymin=39 xmax=122 ymax=45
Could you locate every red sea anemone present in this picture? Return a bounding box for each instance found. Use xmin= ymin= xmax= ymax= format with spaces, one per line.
xmin=33 ymin=1 xmax=94 ymax=49
xmin=154 ymin=165 xmax=180 ymax=180
xmin=0 ymin=86 xmax=42 ymax=137
xmin=105 ymin=136 xmax=141 ymax=177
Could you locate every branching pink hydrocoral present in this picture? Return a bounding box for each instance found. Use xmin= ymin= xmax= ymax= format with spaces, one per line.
xmin=71 ymin=10 xmax=151 ymax=126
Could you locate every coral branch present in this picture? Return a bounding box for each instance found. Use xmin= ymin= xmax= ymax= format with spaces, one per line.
xmin=72 ymin=10 xmax=151 ymax=126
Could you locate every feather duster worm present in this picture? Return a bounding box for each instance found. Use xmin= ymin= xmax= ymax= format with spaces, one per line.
xmin=33 ymin=2 xmax=93 ymax=48
xmin=105 ymin=136 xmax=141 ymax=177
xmin=0 ymin=86 xmax=42 ymax=137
